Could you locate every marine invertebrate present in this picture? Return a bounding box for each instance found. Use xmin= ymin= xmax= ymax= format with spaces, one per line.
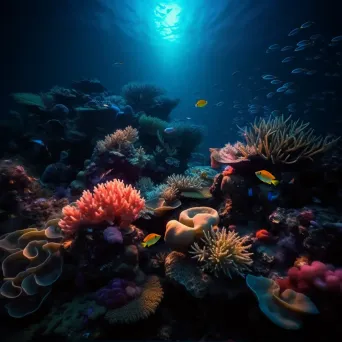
xmin=58 ymin=179 xmax=145 ymax=235
xmin=122 ymin=82 xmax=165 ymax=107
xmin=160 ymin=186 xmax=180 ymax=203
xmin=103 ymin=226 xmax=123 ymax=244
xmin=238 ymin=115 xmax=340 ymax=164
xmin=0 ymin=226 xmax=63 ymax=318
xmin=279 ymin=261 xmax=342 ymax=293
xmin=166 ymin=174 xmax=204 ymax=192
xmin=104 ymin=276 xmax=163 ymax=324
xmin=190 ymin=228 xmax=253 ymax=278
xmin=164 ymin=207 xmax=219 ymax=250
xmin=145 ymin=197 xmax=181 ymax=216
xmin=138 ymin=114 xmax=168 ymax=136
xmin=165 ymin=251 xmax=212 ymax=298
xmin=95 ymin=126 xmax=138 ymax=154
xmin=246 ymin=274 xmax=319 ymax=330
xmin=128 ymin=146 xmax=153 ymax=167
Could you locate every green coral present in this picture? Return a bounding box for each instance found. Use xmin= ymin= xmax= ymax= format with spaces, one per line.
xmin=138 ymin=114 xmax=168 ymax=136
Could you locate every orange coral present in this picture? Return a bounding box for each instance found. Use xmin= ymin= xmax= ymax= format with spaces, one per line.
xmin=59 ymin=180 xmax=145 ymax=235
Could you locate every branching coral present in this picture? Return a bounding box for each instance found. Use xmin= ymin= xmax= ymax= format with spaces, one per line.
xmin=166 ymin=174 xmax=204 ymax=192
xmin=190 ymin=228 xmax=253 ymax=278
xmin=160 ymin=186 xmax=180 ymax=203
xmin=95 ymin=126 xmax=138 ymax=154
xmin=58 ymin=179 xmax=145 ymax=235
xmin=128 ymin=146 xmax=153 ymax=168
xmin=237 ymin=115 xmax=340 ymax=164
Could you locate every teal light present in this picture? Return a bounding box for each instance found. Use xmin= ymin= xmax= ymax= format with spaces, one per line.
xmin=154 ymin=3 xmax=182 ymax=42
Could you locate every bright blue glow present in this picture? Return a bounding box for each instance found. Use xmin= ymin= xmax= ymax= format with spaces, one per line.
xmin=154 ymin=3 xmax=182 ymax=42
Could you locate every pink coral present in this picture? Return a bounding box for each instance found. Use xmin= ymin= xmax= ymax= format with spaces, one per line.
xmin=278 ymin=261 xmax=342 ymax=294
xmin=59 ymin=179 xmax=145 ymax=235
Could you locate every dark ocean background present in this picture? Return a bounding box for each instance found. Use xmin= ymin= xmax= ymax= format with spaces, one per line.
xmin=3 ymin=0 xmax=342 ymax=150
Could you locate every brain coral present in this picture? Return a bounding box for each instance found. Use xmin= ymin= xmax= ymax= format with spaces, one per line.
xmin=104 ymin=276 xmax=163 ymax=324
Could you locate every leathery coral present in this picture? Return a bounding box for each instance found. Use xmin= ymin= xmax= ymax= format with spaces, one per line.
xmin=58 ymin=179 xmax=145 ymax=235
xmin=190 ymin=228 xmax=253 ymax=278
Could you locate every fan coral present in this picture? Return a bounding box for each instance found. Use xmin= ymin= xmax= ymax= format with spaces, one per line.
xmin=58 ymin=179 xmax=145 ymax=235
xmin=104 ymin=276 xmax=163 ymax=324
xmin=238 ymin=115 xmax=340 ymax=164
xmin=95 ymin=126 xmax=138 ymax=154
xmin=190 ymin=228 xmax=253 ymax=278
xmin=166 ymin=174 xmax=204 ymax=191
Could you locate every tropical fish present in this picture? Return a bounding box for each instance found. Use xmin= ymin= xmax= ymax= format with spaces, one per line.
xmin=256 ymin=229 xmax=271 ymax=240
xmin=141 ymin=233 xmax=161 ymax=248
xmin=100 ymin=168 xmax=114 ymax=180
xmin=165 ymin=157 xmax=180 ymax=167
xmin=248 ymin=188 xmax=253 ymax=197
xmin=215 ymin=101 xmax=224 ymax=107
xmin=31 ymin=139 xmax=45 ymax=146
xmin=310 ymin=34 xmax=323 ymax=40
xmin=301 ymin=21 xmax=314 ymax=29
xmin=113 ymin=61 xmax=124 ymax=66
xmin=271 ymin=79 xmax=282 ymax=84
xmin=282 ymin=56 xmax=295 ymax=63
xmin=255 ymin=170 xmax=279 ymax=186
xmin=288 ymin=28 xmax=301 ymax=36
xmin=283 ymin=82 xmax=294 ymax=88
xmin=195 ymin=99 xmax=208 ymax=108
xmin=164 ymin=127 xmax=176 ymax=134
xmin=266 ymin=92 xmax=275 ymax=99
xmin=306 ymin=70 xmax=317 ymax=75
xmin=232 ymin=70 xmax=240 ymax=76
xmin=281 ymin=46 xmax=293 ymax=51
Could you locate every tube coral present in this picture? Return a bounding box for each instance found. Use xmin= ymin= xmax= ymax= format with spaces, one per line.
xmin=58 ymin=179 xmax=145 ymax=235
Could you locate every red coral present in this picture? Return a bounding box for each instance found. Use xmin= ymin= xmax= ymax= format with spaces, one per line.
xmin=59 ymin=179 xmax=145 ymax=235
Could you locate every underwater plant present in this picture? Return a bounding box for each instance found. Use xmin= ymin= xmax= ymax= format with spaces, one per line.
xmin=190 ymin=228 xmax=253 ymax=278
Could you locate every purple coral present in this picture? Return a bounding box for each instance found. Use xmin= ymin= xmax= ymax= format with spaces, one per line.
xmin=103 ymin=226 xmax=123 ymax=244
xmin=94 ymin=278 xmax=141 ymax=309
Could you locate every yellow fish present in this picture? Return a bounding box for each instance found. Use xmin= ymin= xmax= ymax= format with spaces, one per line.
xmin=255 ymin=170 xmax=279 ymax=186
xmin=141 ymin=233 xmax=161 ymax=248
xmin=195 ymin=99 xmax=208 ymax=108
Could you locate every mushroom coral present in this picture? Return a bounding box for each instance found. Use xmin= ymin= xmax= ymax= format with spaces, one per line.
xmin=246 ymin=274 xmax=319 ymax=330
xmin=164 ymin=207 xmax=219 ymax=250
xmin=0 ymin=222 xmax=63 ymax=318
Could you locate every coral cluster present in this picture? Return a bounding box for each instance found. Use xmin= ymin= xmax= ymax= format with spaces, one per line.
xmin=59 ymin=179 xmax=145 ymax=235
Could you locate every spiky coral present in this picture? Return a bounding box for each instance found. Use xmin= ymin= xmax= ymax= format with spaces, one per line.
xmin=190 ymin=228 xmax=253 ymax=278
xmin=58 ymin=179 xmax=145 ymax=235
xmin=166 ymin=174 xmax=204 ymax=192
xmin=160 ymin=186 xmax=180 ymax=203
xmin=95 ymin=126 xmax=138 ymax=154
xmin=237 ymin=115 xmax=340 ymax=164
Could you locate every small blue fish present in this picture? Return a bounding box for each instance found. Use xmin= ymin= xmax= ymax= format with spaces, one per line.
xmin=306 ymin=70 xmax=317 ymax=75
xmin=276 ymin=87 xmax=287 ymax=93
xmin=31 ymin=139 xmax=45 ymax=146
xmin=262 ymin=75 xmax=276 ymax=80
xmin=283 ymin=82 xmax=294 ymax=88
xmin=249 ymin=109 xmax=259 ymax=114
xmin=282 ymin=56 xmax=295 ymax=63
xmin=267 ymin=191 xmax=280 ymax=202
xmin=297 ymin=40 xmax=311 ymax=47
xmin=300 ymin=21 xmax=314 ymax=29
xmin=271 ymin=79 xmax=282 ymax=84
xmin=281 ymin=46 xmax=293 ymax=51
xmin=331 ymin=35 xmax=342 ymax=43
xmin=310 ymin=34 xmax=323 ymax=40
xmin=248 ymin=188 xmax=253 ymax=197
xmin=288 ymin=28 xmax=301 ymax=36
xmin=266 ymin=92 xmax=275 ymax=99
xmin=291 ymin=68 xmax=306 ymax=74
xmin=269 ymin=44 xmax=280 ymax=50
xmin=164 ymin=127 xmax=176 ymax=134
